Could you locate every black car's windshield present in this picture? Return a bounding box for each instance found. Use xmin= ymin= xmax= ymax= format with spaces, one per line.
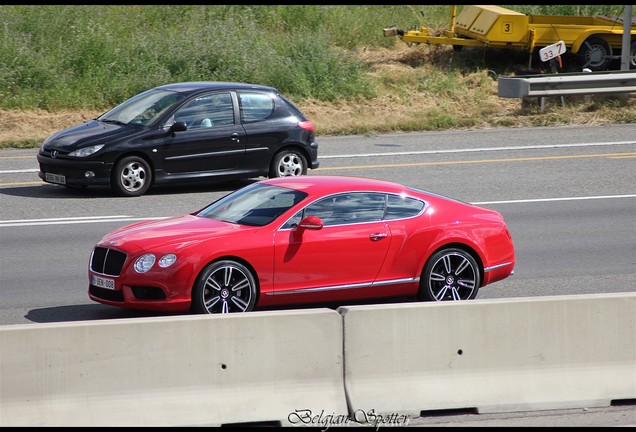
xmin=197 ymin=183 xmax=308 ymax=226
xmin=98 ymin=89 xmax=186 ymax=126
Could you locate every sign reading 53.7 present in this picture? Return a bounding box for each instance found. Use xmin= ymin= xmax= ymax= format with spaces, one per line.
xmin=539 ymin=41 xmax=566 ymax=62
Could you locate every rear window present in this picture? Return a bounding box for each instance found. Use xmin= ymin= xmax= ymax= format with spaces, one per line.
xmin=239 ymin=92 xmax=274 ymax=123
xmin=385 ymin=194 xmax=425 ymax=220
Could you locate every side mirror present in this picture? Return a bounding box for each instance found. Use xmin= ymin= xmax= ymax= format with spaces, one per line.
xmin=171 ymin=121 xmax=188 ymax=133
xmin=297 ymin=215 xmax=323 ymax=230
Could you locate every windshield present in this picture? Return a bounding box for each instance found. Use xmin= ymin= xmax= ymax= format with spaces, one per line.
xmin=98 ymin=88 xmax=186 ymax=126
xmin=196 ymin=183 xmax=308 ymax=226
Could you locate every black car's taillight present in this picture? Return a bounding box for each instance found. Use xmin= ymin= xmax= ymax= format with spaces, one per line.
xmin=298 ymin=120 xmax=315 ymax=132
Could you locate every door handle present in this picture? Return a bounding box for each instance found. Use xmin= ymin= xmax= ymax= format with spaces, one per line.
xmin=230 ymin=133 xmax=240 ymax=141
xmin=369 ymin=232 xmax=388 ymax=241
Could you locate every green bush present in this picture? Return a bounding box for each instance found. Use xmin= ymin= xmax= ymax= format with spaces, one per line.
xmin=0 ymin=5 xmax=627 ymax=110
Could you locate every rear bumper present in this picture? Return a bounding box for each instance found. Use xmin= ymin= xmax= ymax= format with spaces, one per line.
xmin=309 ymin=142 xmax=320 ymax=169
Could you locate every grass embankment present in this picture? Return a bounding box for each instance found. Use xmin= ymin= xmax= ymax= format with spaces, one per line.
xmin=1 ymin=5 xmax=634 ymax=149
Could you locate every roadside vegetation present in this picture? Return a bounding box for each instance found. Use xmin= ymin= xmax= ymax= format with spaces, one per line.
xmin=1 ymin=5 xmax=634 ymax=149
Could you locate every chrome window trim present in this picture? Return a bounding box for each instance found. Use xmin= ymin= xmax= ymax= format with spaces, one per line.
xmin=277 ymin=191 xmax=429 ymax=231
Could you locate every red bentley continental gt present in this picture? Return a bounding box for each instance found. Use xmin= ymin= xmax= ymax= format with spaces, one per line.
xmin=88 ymin=175 xmax=515 ymax=314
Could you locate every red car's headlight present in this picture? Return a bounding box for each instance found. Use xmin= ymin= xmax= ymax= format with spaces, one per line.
xmin=134 ymin=253 xmax=178 ymax=273
xmin=134 ymin=254 xmax=156 ymax=273
xmin=158 ymin=253 xmax=177 ymax=268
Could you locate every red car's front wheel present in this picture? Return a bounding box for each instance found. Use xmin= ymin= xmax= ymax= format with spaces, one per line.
xmin=191 ymin=260 xmax=258 ymax=314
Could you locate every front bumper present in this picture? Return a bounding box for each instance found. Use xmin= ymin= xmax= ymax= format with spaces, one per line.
xmin=37 ymin=153 xmax=112 ymax=187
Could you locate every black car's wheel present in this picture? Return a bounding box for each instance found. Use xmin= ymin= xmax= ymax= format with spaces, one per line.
xmin=269 ymin=149 xmax=307 ymax=178
xmin=112 ymin=156 xmax=152 ymax=197
xmin=577 ymin=37 xmax=612 ymax=71
xmin=630 ymin=40 xmax=636 ymax=70
xmin=418 ymin=248 xmax=481 ymax=301
xmin=191 ymin=260 xmax=257 ymax=314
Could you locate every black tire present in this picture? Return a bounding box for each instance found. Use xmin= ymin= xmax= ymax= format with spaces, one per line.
xmin=630 ymin=40 xmax=636 ymax=70
xmin=418 ymin=248 xmax=480 ymax=301
xmin=191 ymin=260 xmax=257 ymax=314
xmin=112 ymin=155 xmax=152 ymax=197
xmin=577 ymin=37 xmax=612 ymax=71
xmin=269 ymin=149 xmax=307 ymax=178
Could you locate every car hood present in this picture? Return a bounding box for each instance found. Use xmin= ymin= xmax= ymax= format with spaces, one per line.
xmin=99 ymin=214 xmax=249 ymax=252
xmin=43 ymin=119 xmax=134 ymax=151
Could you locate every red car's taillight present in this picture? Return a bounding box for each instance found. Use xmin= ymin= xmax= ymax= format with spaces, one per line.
xmin=298 ymin=120 xmax=315 ymax=132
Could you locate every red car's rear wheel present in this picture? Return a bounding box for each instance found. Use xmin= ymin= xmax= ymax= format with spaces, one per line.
xmin=418 ymin=248 xmax=480 ymax=301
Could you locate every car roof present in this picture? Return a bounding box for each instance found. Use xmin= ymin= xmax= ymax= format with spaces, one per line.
xmin=154 ymin=81 xmax=279 ymax=93
xmin=263 ymin=175 xmax=414 ymax=196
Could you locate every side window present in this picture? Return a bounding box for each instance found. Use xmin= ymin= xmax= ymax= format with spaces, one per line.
xmin=298 ymin=193 xmax=386 ymax=227
xmin=239 ymin=92 xmax=274 ymax=123
xmin=385 ymin=194 xmax=425 ymax=220
xmin=279 ymin=197 xmax=337 ymax=228
xmin=173 ymin=92 xmax=234 ymax=129
xmin=304 ymin=196 xmax=338 ymax=225
xmin=343 ymin=193 xmax=386 ymax=223
xmin=281 ymin=209 xmax=304 ymax=230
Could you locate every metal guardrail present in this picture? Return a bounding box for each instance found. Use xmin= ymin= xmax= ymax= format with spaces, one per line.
xmin=498 ymin=70 xmax=636 ymax=98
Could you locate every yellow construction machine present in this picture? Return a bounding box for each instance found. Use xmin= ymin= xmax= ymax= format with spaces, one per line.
xmin=383 ymin=5 xmax=636 ymax=71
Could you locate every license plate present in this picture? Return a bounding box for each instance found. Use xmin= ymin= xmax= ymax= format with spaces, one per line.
xmin=92 ymin=274 xmax=115 ymax=290
xmin=45 ymin=172 xmax=66 ymax=185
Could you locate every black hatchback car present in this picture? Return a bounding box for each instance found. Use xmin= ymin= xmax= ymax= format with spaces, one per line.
xmin=37 ymin=82 xmax=319 ymax=197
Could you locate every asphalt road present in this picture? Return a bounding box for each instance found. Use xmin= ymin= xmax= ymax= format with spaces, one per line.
xmin=1 ymin=124 xmax=635 ymax=426
xmin=1 ymin=123 xmax=634 ymax=325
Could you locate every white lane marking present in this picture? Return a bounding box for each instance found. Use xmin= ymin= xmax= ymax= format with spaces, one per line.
xmin=1 ymin=216 xmax=132 ymax=223
xmin=0 ymin=216 xmax=168 ymax=227
xmin=0 ymin=169 xmax=39 ymax=173
xmin=1 ymin=195 xmax=634 ymax=227
xmin=2 ymin=141 xmax=635 ymax=173
xmin=474 ymin=194 xmax=636 ymax=205
xmin=320 ymin=141 xmax=636 ymax=159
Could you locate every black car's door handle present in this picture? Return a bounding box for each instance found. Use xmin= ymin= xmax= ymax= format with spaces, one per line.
xmin=230 ymin=133 xmax=240 ymax=141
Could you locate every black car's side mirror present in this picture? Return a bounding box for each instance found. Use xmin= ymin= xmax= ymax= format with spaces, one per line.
xmin=170 ymin=121 xmax=188 ymax=133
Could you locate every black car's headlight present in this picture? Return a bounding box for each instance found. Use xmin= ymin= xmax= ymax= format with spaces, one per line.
xmin=134 ymin=253 xmax=177 ymax=273
xmin=69 ymin=144 xmax=105 ymax=157
xmin=40 ymin=136 xmax=53 ymax=152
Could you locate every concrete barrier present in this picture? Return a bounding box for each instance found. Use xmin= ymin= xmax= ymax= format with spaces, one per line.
xmin=2 ymin=293 xmax=634 ymax=426
xmin=0 ymin=309 xmax=347 ymax=426
xmin=341 ymin=292 xmax=636 ymax=421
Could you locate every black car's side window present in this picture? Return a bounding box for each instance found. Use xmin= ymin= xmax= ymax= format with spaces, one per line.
xmin=239 ymin=92 xmax=274 ymax=123
xmin=174 ymin=92 xmax=234 ymax=129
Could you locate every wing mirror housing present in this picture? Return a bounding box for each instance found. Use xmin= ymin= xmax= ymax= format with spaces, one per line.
xmin=171 ymin=121 xmax=188 ymax=133
xmin=297 ymin=215 xmax=324 ymax=230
